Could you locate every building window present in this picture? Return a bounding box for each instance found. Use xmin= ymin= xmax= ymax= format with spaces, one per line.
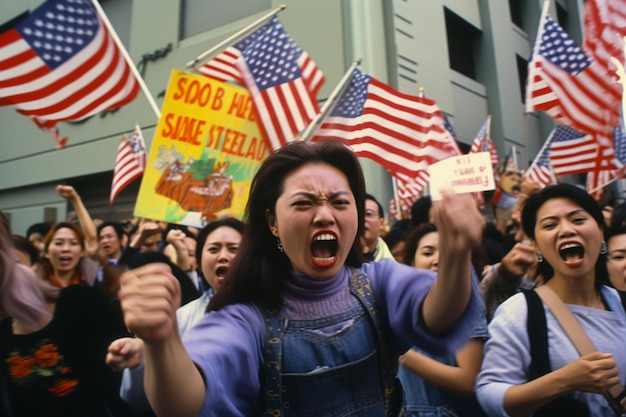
xmin=445 ymin=8 xmax=482 ymax=81
xmin=509 ymin=0 xmax=523 ymax=29
xmin=516 ymin=54 xmax=528 ymax=103
xmin=180 ymin=0 xmax=271 ymax=40
xmin=556 ymin=2 xmax=569 ymax=31
xmin=99 ymin=0 xmax=132 ymax=48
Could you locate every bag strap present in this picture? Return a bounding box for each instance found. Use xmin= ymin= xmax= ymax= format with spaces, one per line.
xmin=534 ymin=285 xmax=626 ymax=410
xmin=523 ymin=289 xmax=551 ymax=379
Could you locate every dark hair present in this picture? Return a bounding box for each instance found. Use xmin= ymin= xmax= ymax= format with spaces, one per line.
xmin=164 ymin=223 xmax=196 ymax=240
xmin=97 ymin=221 xmax=126 ymax=241
xmin=610 ymin=201 xmax=626 ymax=230
xmin=209 ymin=140 xmax=366 ymax=311
xmin=125 ymin=251 xmax=201 ymax=306
xmin=606 ymin=224 xmax=626 ymax=244
xmin=410 ymin=196 xmax=432 ymax=228
xmin=12 ymin=234 xmax=39 ymax=266
xmin=365 ymin=193 xmax=384 ymax=218
xmin=521 ymin=183 xmax=607 ymax=283
xmin=26 ymin=222 xmax=51 ymax=239
xmin=382 ymin=219 xmax=413 ymax=251
xmin=194 ymin=218 xmax=245 ymax=267
xmin=399 ymin=224 xmax=438 ymax=266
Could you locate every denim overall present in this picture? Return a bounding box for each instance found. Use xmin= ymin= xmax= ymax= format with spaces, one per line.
xmin=261 ymin=268 xmax=400 ymax=417
xmin=398 ymin=316 xmax=489 ymax=417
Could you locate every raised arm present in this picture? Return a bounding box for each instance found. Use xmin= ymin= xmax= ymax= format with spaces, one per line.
xmin=119 ymin=262 xmax=205 ymax=417
xmin=421 ymin=191 xmax=484 ymax=333
xmin=56 ymin=185 xmax=98 ymax=256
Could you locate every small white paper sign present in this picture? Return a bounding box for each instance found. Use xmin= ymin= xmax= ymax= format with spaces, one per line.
xmin=428 ymin=152 xmax=495 ymax=200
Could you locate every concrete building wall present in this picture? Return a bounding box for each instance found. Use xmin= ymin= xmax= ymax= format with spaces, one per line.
xmin=0 ymin=0 xmax=591 ymax=231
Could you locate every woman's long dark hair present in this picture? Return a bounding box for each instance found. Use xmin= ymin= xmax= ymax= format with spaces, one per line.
xmin=521 ymin=183 xmax=608 ymax=284
xmin=209 ymin=140 xmax=366 ymax=311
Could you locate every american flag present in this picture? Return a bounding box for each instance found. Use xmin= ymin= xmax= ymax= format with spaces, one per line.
xmin=525 ymin=13 xmax=621 ymax=136
xmin=469 ymin=117 xmax=498 ymax=168
xmin=110 ymin=124 xmax=146 ymax=205
xmin=614 ymin=126 xmax=626 ymax=174
xmin=236 ymin=18 xmax=325 ymax=152
xmin=0 ymin=0 xmax=139 ymax=129
xmin=393 ymin=172 xmax=428 ymax=216
xmin=194 ymin=19 xmax=275 ymax=85
xmin=587 ymin=126 xmax=626 ymax=201
xmin=583 ymin=0 xmax=626 ymax=73
xmin=525 ymin=144 xmax=556 ymax=188
xmin=313 ymin=68 xmax=460 ymax=180
xmin=548 ymin=124 xmax=607 ymax=176
xmin=469 ymin=116 xmax=499 ymax=186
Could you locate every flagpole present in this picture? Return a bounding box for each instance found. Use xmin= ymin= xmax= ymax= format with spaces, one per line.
xmin=486 ymin=114 xmax=492 ymax=152
xmin=391 ymin=178 xmax=402 ymax=219
xmin=299 ymin=59 xmax=361 ymax=141
xmin=588 ymin=174 xmax=621 ymax=195
xmin=185 ymin=5 xmax=286 ymax=70
xmin=90 ymin=0 xmax=161 ymax=119
xmin=525 ymin=127 xmax=554 ymax=177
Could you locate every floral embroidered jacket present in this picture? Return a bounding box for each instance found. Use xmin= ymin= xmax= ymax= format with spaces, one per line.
xmin=0 ymin=285 xmax=136 ymax=417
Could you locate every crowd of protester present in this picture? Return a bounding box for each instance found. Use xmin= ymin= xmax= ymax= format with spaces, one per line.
xmin=2 ymin=141 xmax=626 ymax=416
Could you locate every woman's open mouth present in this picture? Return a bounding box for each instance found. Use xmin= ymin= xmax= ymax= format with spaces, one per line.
xmin=215 ymin=266 xmax=228 ymax=280
xmin=311 ymin=232 xmax=338 ymax=268
xmin=559 ymin=243 xmax=584 ymax=266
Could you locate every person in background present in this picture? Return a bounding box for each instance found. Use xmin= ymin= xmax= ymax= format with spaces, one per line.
xmin=25 ymin=222 xmax=52 ymax=258
xmin=361 ymin=193 xmax=394 ymax=261
xmin=410 ymin=195 xmax=433 ymax=229
xmin=11 ymin=234 xmax=40 ymax=272
xmin=0 ymin=214 xmax=138 ymax=417
xmin=383 ymin=218 xmax=414 ymax=261
xmin=95 ymin=221 xmax=128 ymax=288
xmin=117 ymin=139 xmax=485 ymax=417
xmin=476 ymin=183 xmax=626 ymax=416
xmin=397 ymin=224 xmax=488 ymax=417
xmin=606 ymin=225 xmax=626 ymax=292
xmin=117 ymin=219 xmax=164 ymax=266
xmin=98 ymin=221 xmax=127 ymax=265
xmin=163 ymin=226 xmax=200 ymax=290
xmin=41 ymin=222 xmax=98 ymax=288
xmin=480 ymin=178 xmax=541 ymax=322
xmin=106 ymin=217 xmax=245 ymax=415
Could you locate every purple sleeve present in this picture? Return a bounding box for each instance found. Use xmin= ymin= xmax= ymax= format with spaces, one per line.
xmin=362 ymin=259 xmax=485 ymax=356
xmin=182 ymin=304 xmax=266 ymax=417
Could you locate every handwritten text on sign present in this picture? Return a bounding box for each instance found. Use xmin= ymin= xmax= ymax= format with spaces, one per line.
xmin=428 ymin=152 xmax=495 ymax=200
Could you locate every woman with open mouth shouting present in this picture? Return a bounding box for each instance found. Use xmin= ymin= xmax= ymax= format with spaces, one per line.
xmin=476 ymin=183 xmax=626 ymax=416
xmin=39 ymin=185 xmax=103 ymax=290
xmin=118 ymin=139 xmax=486 ymax=417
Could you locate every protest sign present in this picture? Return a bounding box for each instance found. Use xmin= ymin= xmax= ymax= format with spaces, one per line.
xmin=428 ymin=152 xmax=495 ymax=200
xmin=135 ymin=69 xmax=268 ymax=226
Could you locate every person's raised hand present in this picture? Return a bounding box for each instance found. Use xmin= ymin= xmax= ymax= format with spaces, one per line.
xmin=431 ymin=191 xmax=485 ymax=255
xmin=119 ymin=263 xmax=181 ymax=345
xmin=106 ymin=337 xmax=145 ymax=371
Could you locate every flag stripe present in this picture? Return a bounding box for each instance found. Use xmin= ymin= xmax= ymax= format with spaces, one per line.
xmin=525 ymin=13 xmax=620 ymax=136
xmin=0 ymin=0 xmax=139 ymax=128
xmin=195 ymin=47 xmax=243 ymax=84
xmin=314 ymin=68 xmax=459 ymax=181
xmin=110 ymin=125 xmax=146 ymax=205
xmin=236 ymin=18 xmax=324 ymax=152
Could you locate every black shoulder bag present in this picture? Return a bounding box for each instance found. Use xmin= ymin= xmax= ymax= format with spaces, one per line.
xmin=523 ymin=289 xmax=591 ymax=416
